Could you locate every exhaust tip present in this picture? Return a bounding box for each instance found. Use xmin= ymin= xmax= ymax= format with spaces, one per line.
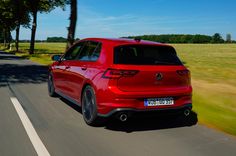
xmin=184 ymin=109 xmax=190 ymax=116
xmin=119 ymin=114 xmax=128 ymax=122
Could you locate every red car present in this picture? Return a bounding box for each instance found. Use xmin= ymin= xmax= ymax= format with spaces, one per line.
xmin=48 ymin=38 xmax=192 ymax=125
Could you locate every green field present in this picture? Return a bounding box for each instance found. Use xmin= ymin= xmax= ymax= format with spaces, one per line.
xmin=1 ymin=42 xmax=236 ymax=136
xmin=173 ymin=44 xmax=236 ymax=135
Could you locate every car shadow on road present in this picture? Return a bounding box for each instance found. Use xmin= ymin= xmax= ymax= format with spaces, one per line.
xmin=60 ymin=97 xmax=198 ymax=133
xmin=60 ymin=97 xmax=82 ymax=113
xmin=104 ymin=111 xmax=198 ymax=133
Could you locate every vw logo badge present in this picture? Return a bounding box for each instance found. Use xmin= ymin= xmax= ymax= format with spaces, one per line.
xmin=156 ymin=73 xmax=163 ymax=81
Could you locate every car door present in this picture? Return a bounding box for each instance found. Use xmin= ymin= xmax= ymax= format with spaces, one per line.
xmin=55 ymin=42 xmax=84 ymax=96
xmin=66 ymin=41 xmax=102 ymax=103
xmin=52 ymin=59 xmax=67 ymax=93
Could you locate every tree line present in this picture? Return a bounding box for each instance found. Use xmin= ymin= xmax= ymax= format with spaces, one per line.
xmin=46 ymin=37 xmax=80 ymax=42
xmin=0 ymin=0 xmax=77 ymax=54
xmin=126 ymin=33 xmax=235 ymax=43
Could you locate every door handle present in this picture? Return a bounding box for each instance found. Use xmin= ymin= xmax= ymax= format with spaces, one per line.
xmin=81 ymin=66 xmax=87 ymax=70
xmin=65 ymin=66 xmax=70 ymax=70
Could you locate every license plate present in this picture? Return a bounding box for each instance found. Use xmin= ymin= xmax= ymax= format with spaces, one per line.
xmin=144 ymin=97 xmax=174 ymax=106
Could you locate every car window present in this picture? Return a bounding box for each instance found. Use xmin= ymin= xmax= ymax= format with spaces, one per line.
xmin=114 ymin=45 xmax=182 ymax=65
xmin=91 ymin=43 xmax=102 ymax=61
xmin=63 ymin=42 xmax=84 ymax=60
xmin=77 ymin=41 xmax=102 ymax=61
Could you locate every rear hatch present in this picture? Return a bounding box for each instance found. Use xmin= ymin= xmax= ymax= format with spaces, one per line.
xmin=112 ymin=44 xmax=190 ymax=92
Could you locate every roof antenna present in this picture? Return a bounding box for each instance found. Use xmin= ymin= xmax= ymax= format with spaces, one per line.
xmin=134 ymin=37 xmax=141 ymax=42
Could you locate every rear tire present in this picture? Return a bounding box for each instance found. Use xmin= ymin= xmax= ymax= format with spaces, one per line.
xmin=82 ymin=85 xmax=102 ymax=126
xmin=48 ymin=73 xmax=57 ymax=97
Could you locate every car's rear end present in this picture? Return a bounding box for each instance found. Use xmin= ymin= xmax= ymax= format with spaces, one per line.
xmin=96 ymin=39 xmax=192 ymax=120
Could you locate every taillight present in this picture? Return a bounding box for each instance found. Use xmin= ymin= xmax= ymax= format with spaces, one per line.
xmin=177 ymin=69 xmax=191 ymax=84
xmin=176 ymin=70 xmax=190 ymax=76
xmin=102 ymin=69 xmax=139 ymax=79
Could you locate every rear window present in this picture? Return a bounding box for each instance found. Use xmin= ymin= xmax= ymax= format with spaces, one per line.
xmin=114 ymin=45 xmax=182 ymax=65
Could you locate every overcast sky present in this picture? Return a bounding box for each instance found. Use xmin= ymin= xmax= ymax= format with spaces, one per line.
xmin=14 ymin=0 xmax=236 ymax=40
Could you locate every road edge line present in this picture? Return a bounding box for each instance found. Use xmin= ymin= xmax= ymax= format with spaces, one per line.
xmin=10 ymin=97 xmax=51 ymax=156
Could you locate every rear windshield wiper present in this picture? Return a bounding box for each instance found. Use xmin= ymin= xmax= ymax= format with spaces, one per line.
xmin=154 ymin=60 xmax=177 ymax=65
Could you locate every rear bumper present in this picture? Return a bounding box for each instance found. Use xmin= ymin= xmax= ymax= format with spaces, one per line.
xmin=95 ymin=81 xmax=192 ymax=117
xmin=98 ymin=103 xmax=192 ymax=117
xmin=97 ymin=93 xmax=192 ymax=116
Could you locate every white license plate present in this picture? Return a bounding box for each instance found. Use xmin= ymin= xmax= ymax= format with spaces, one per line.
xmin=144 ymin=97 xmax=174 ymax=106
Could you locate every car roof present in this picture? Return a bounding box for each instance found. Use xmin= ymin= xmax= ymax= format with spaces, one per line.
xmin=78 ymin=38 xmax=169 ymax=46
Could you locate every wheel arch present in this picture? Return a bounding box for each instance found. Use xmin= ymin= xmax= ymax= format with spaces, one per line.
xmin=80 ymin=80 xmax=98 ymax=103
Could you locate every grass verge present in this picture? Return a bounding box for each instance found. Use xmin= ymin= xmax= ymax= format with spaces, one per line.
xmin=192 ymin=80 xmax=236 ymax=135
xmin=1 ymin=42 xmax=66 ymax=65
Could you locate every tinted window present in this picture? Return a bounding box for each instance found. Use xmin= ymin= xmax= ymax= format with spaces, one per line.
xmin=77 ymin=41 xmax=101 ymax=61
xmin=114 ymin=45 xmax=182 ymax=65
xmin=63 ymin=42 xmax=84 ymax=60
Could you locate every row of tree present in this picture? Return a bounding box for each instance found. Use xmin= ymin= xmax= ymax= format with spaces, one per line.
xmin=0 ymin=0 xmax=77 ymax=54
xmin=126 ymin=33 xmax=235 ymax=43
xmin=47 ymin=37 xmax=67 ymax=42
xmin=46 ymin=37 xmax=80 ymax=42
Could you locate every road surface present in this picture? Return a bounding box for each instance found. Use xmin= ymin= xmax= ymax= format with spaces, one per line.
xmin=0 ymin=51 xmax=236 ymax=156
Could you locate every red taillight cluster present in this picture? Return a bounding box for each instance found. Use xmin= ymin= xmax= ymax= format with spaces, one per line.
xmin=102 ymin=69 xmax=139 ymax=79
xmin=177 ymin=69 xmax=191 ymax=84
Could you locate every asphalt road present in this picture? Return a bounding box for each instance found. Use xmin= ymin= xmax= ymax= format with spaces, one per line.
xmin=1 ymin=51 xmax=236 ymax=156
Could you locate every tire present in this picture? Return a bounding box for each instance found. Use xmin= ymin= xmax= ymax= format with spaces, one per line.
xmin=82 ymin=85 xmax=102 ymax=126
xmin=48 ymin=73 xmax=57 ymax=97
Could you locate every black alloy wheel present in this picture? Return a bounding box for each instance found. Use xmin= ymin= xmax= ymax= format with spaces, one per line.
xmin=82 ymin=85 xmax=101 ymax=126
xmin=48 ymin=73 xmax=57 ymax=97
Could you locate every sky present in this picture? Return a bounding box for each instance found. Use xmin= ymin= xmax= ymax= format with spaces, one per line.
xmin=15 ymin=0 xmax=236 ymax=40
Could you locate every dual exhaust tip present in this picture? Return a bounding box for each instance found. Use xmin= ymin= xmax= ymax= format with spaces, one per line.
xmin=119 ymin=113 xmax=128 ymax=122
xmin=184 ymin=109 xmax=191 ymax=116
xmin=117 ymin=109 xmax=191 ymax=122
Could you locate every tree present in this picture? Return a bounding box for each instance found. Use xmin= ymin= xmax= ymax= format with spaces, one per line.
xmin=27 ymin=0 xmax=68 ymax=54
xmin=0 ymin=28 xmax=4 ymax=43
xmin=226 ymin=34 xmax=231 ymax=43
xmin=211 ymin=33 xmax=224 ymax=43
xmin=66 ymin=0 xmax=77 ymax=49
xmin=27 ymin=0 xmax=49 ymax=54
xmin=14 ymin=0 xmax=31 ymax=52
xmin=0 ymin=0 xmax=30 ymax=50
xmin=0 ymin=0 xmax=16 ymax=48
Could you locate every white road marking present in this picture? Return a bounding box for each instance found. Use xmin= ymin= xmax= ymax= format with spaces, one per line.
xmin=10 ymin=97 xmax=51 ymax=156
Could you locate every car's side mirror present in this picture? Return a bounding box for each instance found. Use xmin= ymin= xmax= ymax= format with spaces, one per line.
xmin=51 ymin=55 xmax=62 ymax=61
